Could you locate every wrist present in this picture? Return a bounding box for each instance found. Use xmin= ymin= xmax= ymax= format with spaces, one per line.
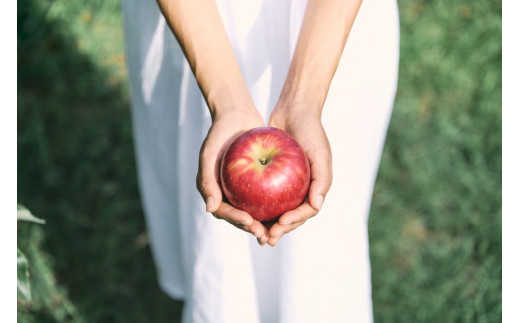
xmin=274 ymin=71 xmax=330 ymax=119
xmin=274 ymin=85 xmax=326 ymax=120
xmin=205 ymin=85 xmax=258 ymax=120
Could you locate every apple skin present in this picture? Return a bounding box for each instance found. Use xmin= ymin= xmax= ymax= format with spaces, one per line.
xmin=220 ymin=127 xmax=311 ymax=222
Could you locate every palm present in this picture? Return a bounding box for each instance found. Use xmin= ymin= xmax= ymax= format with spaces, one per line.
xmin=197 ymin=110 xmax=270 ymax=244
xmin=266 ymin=109 xmax=333 ymax=246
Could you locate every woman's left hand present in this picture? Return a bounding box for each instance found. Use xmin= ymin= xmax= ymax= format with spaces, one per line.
xmin=266 ymin=106 xmax=333 ymax=246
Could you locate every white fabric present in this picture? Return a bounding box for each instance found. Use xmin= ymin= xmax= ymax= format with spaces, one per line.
xmin=122 ymin=0 xmax=399 ymax=322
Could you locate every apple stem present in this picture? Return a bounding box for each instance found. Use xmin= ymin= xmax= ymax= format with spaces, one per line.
xmin=259 ymin=157 xmax=268 ymax=165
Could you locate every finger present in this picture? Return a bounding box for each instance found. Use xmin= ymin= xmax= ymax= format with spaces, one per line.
xmin=269 ymin=219 xmax=306 ymax=238
xmin=307 ymin=149 xmax=332 ymax=211
xmin=267 ymin=220 xmax=306 ymax=246
xmin=277 ymin=201 xmax=319 ymax=225
xmin=197 ymin=175 xmax=222 ymax=212
xmin=212 ymin=202 xmax=271 ymax=241
xmin=257 ymin=236 xmax=268 ymax=246
xmin=212 ymin=202 xmax=254 ymax=227
xmin=232 ymin=219 xmax=270 ymax=240
xmin=254 ymin=223 xmax=270 ymax=246
xmin=196 ymin=146 xmax=223 ymax=213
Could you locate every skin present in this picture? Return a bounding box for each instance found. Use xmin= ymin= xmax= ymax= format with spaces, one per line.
xmin=156 ymin=0 xmax=363 ymax=246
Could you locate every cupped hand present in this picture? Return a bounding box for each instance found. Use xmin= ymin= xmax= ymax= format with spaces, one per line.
xmin=196 ymin=109 xmax=271 ymax=245
xmin=266 ymin=106 xmax=333 ymax=246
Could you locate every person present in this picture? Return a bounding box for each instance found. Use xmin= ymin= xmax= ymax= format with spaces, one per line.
xmin=122 ymin=0 xmax=399 ymax=322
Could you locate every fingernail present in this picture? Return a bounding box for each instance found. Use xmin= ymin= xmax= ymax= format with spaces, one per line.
xmin=260 ymin=235 xmax=268 ymax=244
xmin=315 ymin=195 xmax=324 ymax=210
xmin=206 ymin=196 xmax=215 ymax=212
xmin=268 ymin=236 xmax=280 ymax=247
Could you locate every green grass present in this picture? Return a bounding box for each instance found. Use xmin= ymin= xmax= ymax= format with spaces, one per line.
xmin=369 ymin=0 xmax=501 ymax=322
xmin=18 ymin=0 xmax=182 ymax=321
xmin=17 ymin=0 xmax=501 ymax=322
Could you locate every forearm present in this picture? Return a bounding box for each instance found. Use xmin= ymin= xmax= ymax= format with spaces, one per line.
xmin=277 ymin=0 xmax=363 ymax=116
xmin=156 ymin=0 xmax=255 ymax=118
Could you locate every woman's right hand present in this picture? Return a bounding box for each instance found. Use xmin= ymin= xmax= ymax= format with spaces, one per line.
xmin=157 ymin=0 xmax=277 ymax=246
xmin=196 ymin=108 xmax=271 ymax=245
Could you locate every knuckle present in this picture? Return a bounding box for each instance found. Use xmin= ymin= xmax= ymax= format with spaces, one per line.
xmin=325 ymin=179 xmax=332 ymax=193
xmin=197 ymin=177 xmax=213 ymax=195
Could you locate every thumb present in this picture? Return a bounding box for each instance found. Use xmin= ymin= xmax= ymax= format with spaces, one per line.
xmin=307 ymin=153 xmax=332 ymax=211
xmin=308 ymin=178 xmax=330 ymax=211
xmin=197 ymin=171 xmax=223 ymax=213
xmin=196 ymin=149 xmax=223 ymax=213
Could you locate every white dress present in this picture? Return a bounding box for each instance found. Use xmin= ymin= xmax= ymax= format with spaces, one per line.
xmin=122 ymin=1 xmax=399 ymax=322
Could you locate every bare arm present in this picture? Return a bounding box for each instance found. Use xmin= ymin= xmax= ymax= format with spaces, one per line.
xmin=156 ymin=0 xmax=254 ymax=116
xmin=268 ymin=0 xmax=363 ymax=246
xmin=278 ymin=0 xmax=362 ymax=114
xmin=157 ymin=0 xmax=269 ymax=244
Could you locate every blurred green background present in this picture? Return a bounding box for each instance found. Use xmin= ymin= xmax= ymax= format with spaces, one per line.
xmin=17 ymin=0 xmax=501 ymax=322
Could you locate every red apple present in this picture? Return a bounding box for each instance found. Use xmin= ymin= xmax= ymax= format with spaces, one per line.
xmin=220 ymin=127 xmax=311 ymax=222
